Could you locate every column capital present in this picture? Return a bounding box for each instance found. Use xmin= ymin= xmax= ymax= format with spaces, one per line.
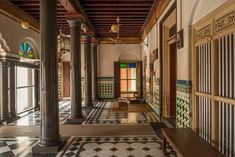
xmin=91 ymin=41 xmax=98 ymax=47
xmin=65 ymin=12 xmax=84 ymax=22
xmin=68 ymin=20 xmax=82 ymax=27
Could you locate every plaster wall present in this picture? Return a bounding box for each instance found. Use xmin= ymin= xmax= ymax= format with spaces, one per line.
xmin=97 ymin=44 xmax=141 ymax=77
xmin=0 ymin=14 xmax=40 ymax=58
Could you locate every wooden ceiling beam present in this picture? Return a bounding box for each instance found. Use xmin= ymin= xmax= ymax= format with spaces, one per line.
xmin=83 ymin=4 xmax=152 ymax=7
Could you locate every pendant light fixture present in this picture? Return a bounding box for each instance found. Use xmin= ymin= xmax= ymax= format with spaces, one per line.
xmin=21 ymin=0 xmax=30 ymax=29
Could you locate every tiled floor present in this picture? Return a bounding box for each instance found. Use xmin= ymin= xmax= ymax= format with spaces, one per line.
xmin=8 ymin=101 xmax=158 ymax=126
xmin=0 ymin=136 xmax=175 ymax=157
xmin=62 ymin=136 xmax=165 ymax=157
xmin=0 ymin=137 xmax=38 ymax=157
xmin=0 ymin=101 xmax=176 ymax=157
xmin=9 ymin=101 xmax=71 ymax=126
xmin=84 ymin=102 xmax=158 ymax=124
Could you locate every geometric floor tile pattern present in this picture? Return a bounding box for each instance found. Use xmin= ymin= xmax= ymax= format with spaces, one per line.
xmin=9 ymin=101 xmax=71 ymax=126
xmin=62 ymin=136 xmax=165 ymax=157
xmin=0 ymin=137 xmax=38 ymax=157
xmin=84 ymin=102 xmax=158 ymax=125
xmin=0 ymin=136 xmax=175 ymax=157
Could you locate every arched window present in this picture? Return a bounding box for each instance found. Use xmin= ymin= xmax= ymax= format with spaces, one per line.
xmin=19 ymin=41 xmax=34 ymax=58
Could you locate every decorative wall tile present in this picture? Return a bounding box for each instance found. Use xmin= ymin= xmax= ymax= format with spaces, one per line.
xmin=97 ymin=77 xmax=115 ymax=99
xmin=176 ymin=81 xmax=191 ymax=128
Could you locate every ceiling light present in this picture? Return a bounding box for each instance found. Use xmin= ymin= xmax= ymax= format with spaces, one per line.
xmin=21 ymin=21 xmax=30 ymax=29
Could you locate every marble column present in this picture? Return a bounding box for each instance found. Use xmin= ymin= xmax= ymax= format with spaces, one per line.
xmin=32 ymin=0 xmax=63 ymax=153
xmin=67 ymin=20 xmax=83 ymax=122
xmin=91 ymin=43 xmax=98 ymax=100
xmin=8 ymin=63 xmax=18 ymax=120
xmin=84 ymin=35 xmax=93 ymax=106
xmin=34 ymin=69 xmax=40 ymax=110
xmin=0 ymin=61 xmax=9 ymax=123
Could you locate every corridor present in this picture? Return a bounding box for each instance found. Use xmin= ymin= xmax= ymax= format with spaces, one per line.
xmin=0 ymin=0 xmax=235 ymax=156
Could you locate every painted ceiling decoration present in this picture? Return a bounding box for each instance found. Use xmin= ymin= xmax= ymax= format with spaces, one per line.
xmin=8 ymin=0 xmax=161 ymax=38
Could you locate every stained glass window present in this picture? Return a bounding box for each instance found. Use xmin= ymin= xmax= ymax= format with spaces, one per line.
xmin=120 ymin=62 xmax=137 ymax=93
xmin=19 ymin=42 xmax=34 ymax=58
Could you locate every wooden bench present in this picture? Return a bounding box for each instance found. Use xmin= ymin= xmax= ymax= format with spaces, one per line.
xmin=118 ymin=97 xmax=130 ymax=110
xmin=161 ymin=128 xmax=225 ymax=157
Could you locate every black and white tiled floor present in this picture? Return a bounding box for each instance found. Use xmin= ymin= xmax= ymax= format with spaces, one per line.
xmin=9 ymin=101 xmax=71 ymax=126
xmin=0 ymin=137 xmax=38 ymax=157
xmin=62 ymin=136 xmax=164 ymax=157
xmin=84 ymin=102 xmax=158 ymax=124
xmin=0 ymin=101 xmax=176 ymax=156
xmin=0 ymin=136 xmax=175 ymax=157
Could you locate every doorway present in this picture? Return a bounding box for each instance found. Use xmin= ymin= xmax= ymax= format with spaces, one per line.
xmin=159 ymin=5 xmax=177 ymax=126
xmin=169 ymin=42 xmax=177 ymax=125
xmin=63 ymin=62 xmax=70 ymax=97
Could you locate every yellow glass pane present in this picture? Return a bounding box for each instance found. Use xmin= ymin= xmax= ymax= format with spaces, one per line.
xmin=121 ymin=80 xmax=127 ymax=91
xmin=120 ymin=68 xmax=127 ymax=79
xmin=128 ymin=68 xmax=136 ymax=79
xmin=128 ymin=80 xmax=136 ymax=91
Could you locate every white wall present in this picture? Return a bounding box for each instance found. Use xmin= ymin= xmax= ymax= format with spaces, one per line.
xmin=0 ymin=14 xmax=40 ymax=58
xmin=98 ymin=44 xmax=141 ymax=77
xmin=192 ymin=0 xmax=228 ymax=24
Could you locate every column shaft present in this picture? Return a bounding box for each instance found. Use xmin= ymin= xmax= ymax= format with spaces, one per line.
xmin=84 ymin=36 xmax=93 ymax=106
xmin=69 ymin=20 xmax=83 ymax=119
xmin=9 ymin=63 xmax=17 ymax=118
xmin=39 ymin=0 xmax=60 ymax=146
xmin=34 ymin=69 xmax=40 ymax=109
xmin=92 ymin=44 xmax=98 ymax=100
xmin=0 ymin=62 xmax=9 ymax=122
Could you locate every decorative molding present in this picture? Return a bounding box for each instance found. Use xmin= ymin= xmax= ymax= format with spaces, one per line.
xmin=196 ymin=24 xmax=212 ymax=40
xmin=98 ymin=37 xmax=141 ymax=44
xmin=214 ymin=9 xmax=235 ymax=33
xmin=0 ymin=32 xmax=11 ymax=53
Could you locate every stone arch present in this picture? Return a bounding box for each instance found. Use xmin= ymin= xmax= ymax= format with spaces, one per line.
xmin=0 ymin=32 xmax=11 ymax=52
xmin=118 ymin=52 xmax=140 ymax=61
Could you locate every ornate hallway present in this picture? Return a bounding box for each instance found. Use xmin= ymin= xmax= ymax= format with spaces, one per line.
xmin=0 ymin=0 xmax=235 ymax=156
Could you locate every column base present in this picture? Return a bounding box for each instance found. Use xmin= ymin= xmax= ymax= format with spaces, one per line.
xmin=0 ymin=117 xmax=10 ymax=125
xmin=7 ymin=116 xmax=20 ymax=123
xmin=32 ymin=138 xmax=66 ymax=155
xmin=65 ymin=116 xmax=85 ymax=124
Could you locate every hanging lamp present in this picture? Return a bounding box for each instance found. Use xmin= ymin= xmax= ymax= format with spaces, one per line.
xmin=21 ymin=0 xmax=30 ymax=29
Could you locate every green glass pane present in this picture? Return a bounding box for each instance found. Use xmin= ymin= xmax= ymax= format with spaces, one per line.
xmin=120 ymin=63 xmax=126 ymax=68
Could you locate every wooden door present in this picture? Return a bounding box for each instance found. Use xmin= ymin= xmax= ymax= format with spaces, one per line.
xmin=169 ymin=42 xmax=177 ymax=119
xmin=114 ymin=61 xmax=120 ymax=98
xmin=63 ymin=62 xmax=70 ymax=97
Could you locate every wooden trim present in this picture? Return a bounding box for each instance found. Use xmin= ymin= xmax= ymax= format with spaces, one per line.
xmin=141 ymin=0 xmax=170 ymax=41
xmin=98 ymin=37 xmax=141 ymax=44
xmin=191 ymin=0 xmax=235 ymax=149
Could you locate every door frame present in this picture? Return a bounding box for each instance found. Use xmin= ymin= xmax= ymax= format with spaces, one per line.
xmin=62 ymin=61 xmax=70 ymax=98
xmin=159 ymin=2 xmax=176 ymax=120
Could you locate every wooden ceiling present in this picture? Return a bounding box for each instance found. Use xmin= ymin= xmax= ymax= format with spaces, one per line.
xmin=79 ymin=0 xmax=155 ymax=38
xmin=7 ymin=0 xmax=158 ymax=38
xmin=8 ymin=0 xmax=69 ymax=29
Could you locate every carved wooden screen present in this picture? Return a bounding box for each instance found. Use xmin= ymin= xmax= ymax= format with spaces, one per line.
xmin=192 ymin=1 xmax=235 ymax=156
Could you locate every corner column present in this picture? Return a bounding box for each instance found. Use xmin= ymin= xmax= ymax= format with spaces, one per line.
xmin=32 ymin=0 xmax=63 ymax=154
xmin=67 ymin=19 xmax=83 ymax=123
xmin=0 ymin=61 xmax=9 ymax=123
xmin=84 ymin=35 xmax=93 ymax=106
xmin=91 ymin=43 xmax=98 ymax=100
